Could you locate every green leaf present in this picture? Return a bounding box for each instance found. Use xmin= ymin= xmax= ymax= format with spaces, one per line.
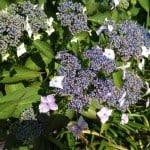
xmin=86 ymin=0 xmax=99 ymax=15
xmin=88 ymin=12 xmax=110 ymax=24
xmin=0 ymin=87 xmax=40 ymax=118
xmin=5 ymin=83 xmax=25 ymax=94
xmin=38 ymin=0 xmax=47 ymax=7
xmin=0 ymin=0 xmax=7 ymax=10
xmin=0 ymin=65 xmax=41 ymax=83
xmin=33 ymin=40 xmax=54 ymax=61
xmin=81 ymin=108 xmax=97 ymax=119
xmin=138 ymin=0 xmax=149 ymax=12
xmin=112 ymin=71 xmax=123 ymax=88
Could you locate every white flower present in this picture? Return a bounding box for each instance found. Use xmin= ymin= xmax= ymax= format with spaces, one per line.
xmin=146 ymin=98 xmax=150 ymax=108
xmin=141 ymin=46 xmax=150 ymax=58
xmin=45 ymin=17 xmax=55 ymax=36
xmin=49 ymin=76 xmax=64 ymax=89
xmin=71 ymin=37 xmax=79 ymax=43
xmin=114 ymin=0 xmax=121 ymax=7
xmin=145 ymin=82 xmax=150 ymax=95
xmin=103 ymin=48 xmax=115 ymax=60
xmin=96 ymin=25 xmax=107 ymax=36
xmin=25 ymin=16 xmax=33 ymax=38
xmin=120 ymin=114 xmax=129 ymax=125
xmin=97 ymin=107 xmax=112 ymax=124
xmin=138 ymin=58 xmax=145 ymax=70
xmin=108 ymin=24 xmax=113 ymax=32
xmin=118 ymin=92 xmax=126 ymax=107
xmin=17 ymin=43 xmax=27 ymax=57
xmin=33 ymin=33 xmax=42 ymax=40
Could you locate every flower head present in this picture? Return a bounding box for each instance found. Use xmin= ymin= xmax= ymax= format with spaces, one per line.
xmin=120 ymin=114 xmax=129 ymax=125
xmin=97 ymin=107 xmax=112 ymax=124
xmin=67 ymin=116 xmax=88 ymax=137
xmin=49 ymin=76 xmax=64 ymax=89
xmin=39 ymin=95 xmax=58 ymax=113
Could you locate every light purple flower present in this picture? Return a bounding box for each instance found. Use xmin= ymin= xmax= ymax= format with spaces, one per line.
xmin=97 ymin=107 xmax=112 ymax=124
xmin=120 ymin=114 xmax=129 ymax=125
xmin=67 ymin=116 xmax=88 ymax=137
xmin=39 ymin=95 xmax=58 ymax=113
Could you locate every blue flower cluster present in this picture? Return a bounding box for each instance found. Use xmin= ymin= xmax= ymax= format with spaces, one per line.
xmin=83 ymin=46 xmax=116 ymax=73
xmin=105 ymin=20 xmax=150 ymax=60
xmin=9 ymin=108 xmax=42 ymax=144
xmin=55 ymin=46 xmax=144 ymax=112
xmin=0 ymin=13 xmax=25 ymax=50
xmin=0 ymin=1 xmax=49 ymax=52
xmin=57 ymin=1 xmax=89 ymax=34
xmin=8 ymin=1 xmax=48 ymax=32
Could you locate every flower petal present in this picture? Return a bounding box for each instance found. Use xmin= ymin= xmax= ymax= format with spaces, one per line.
xmin=49 ymin=76 xmax=64 ymax=89
xmin=39 ymin=103 xmax=50 ymax=113
xmin=120 ymin=114 xmax=129 ymax=125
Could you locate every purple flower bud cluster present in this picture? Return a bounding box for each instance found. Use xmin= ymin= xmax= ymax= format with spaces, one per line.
xmin=0 ymin=13 xmax=25 ymax=49
xmin=55 ymin=47 xmax=144 ymax=112
xmin=8 ymin=1 xmax=48 ymax=32
xmin=105 ymin=20 xmax=150 ymax=60
xmin=123 ymin=71 xmax=144 ymax=105
xmin=83 ymin=46 xmax=116 ymax=73
xmin=57 ymin=1 xmax=89 ymax=34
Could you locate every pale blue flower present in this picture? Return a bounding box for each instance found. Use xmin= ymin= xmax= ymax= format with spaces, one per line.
xmin=39 ymin=95 xmax=58 ymax=113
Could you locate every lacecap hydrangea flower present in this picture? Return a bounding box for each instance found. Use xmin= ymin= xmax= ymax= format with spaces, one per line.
xmin=39 ymin=95 xmax=58 ymax=113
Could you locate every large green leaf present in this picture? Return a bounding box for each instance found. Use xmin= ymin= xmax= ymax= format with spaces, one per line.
xmin=33 ymin=40 xmax=54 ymax=61
xmin=0 ymin=87 xmax=40 ymax=119
xmin=88 ymin=12 xmax=110 ymax=24
xmin=86 ymin=0 xmax=99 ymax=15
xmin=0 ymin=65 xmax=41 ymax=83
xmin=138 ymin=0 xmax=149 ymax=12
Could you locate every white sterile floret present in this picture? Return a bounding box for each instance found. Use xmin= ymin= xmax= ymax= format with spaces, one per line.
xmin=17 ymin=43 xmax=27 ymax=57
xmin=141 ymin=46 xmax=150 ymax=58
xmin=120 ymin=114 xmax=129 ymax=125
xmin=103 ymin=48 xmax=115 ymax=60
xmin=114 ymin=0 xmax=121 ymax=7
xmin=138 ymin=58 xmax=145 ymax=71
xmin=97 ymin=107 xmax=112 ymax=124
xmin=118 ymin=92 xmax=126 ymax=107
xmin=45 ymin=17 xmax=55 ymax=36
xmin=49 ymin=76 xmax=64 ymax=89
xmin=33 ymin=33 xmax=42 ymax=40
xmin=96 ymin=25 xmax=107 ymax=36
xmin=108 ymin=24 xmax=113 ymax=32
xmin=25 ymin=16 xmax=33 ymax=38
xmin=71 ymin=37 xmax=79 ymax=43
xmin=145 ymin=82 xmax=150 ymax=95
xmin=146 ymin=98 xmax=150 ymax=108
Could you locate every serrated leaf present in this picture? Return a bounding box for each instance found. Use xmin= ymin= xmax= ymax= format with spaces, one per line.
xmin=138 ymin=0 xmax=149 ymax=12
xmin=0 ymin=87 xmax=40 ymax=118
xmin=88 ymin=12 xmax=110 ymax=24
xmin=0 ymin=65 xmax=41 ymax=83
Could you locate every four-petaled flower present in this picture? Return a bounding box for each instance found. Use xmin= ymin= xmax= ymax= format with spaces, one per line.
xmin=97 ymin=107 xmax=112 ymax=124
xmin=67 ymin=116 xmax=88 ymax=137
xmin=39 ymin=95 xmax=58 ymax=113
xmin=103 ymin=48 xmax=115 ymax=60
xmin=120 ymin=114 xmax=129 ymax=125
xmin=49 ymin=76 xmax=64 ymax=89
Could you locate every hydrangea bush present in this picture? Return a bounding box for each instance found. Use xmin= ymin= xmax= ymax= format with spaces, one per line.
xmin=0 ymin=0 xmax=150 ymax=149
